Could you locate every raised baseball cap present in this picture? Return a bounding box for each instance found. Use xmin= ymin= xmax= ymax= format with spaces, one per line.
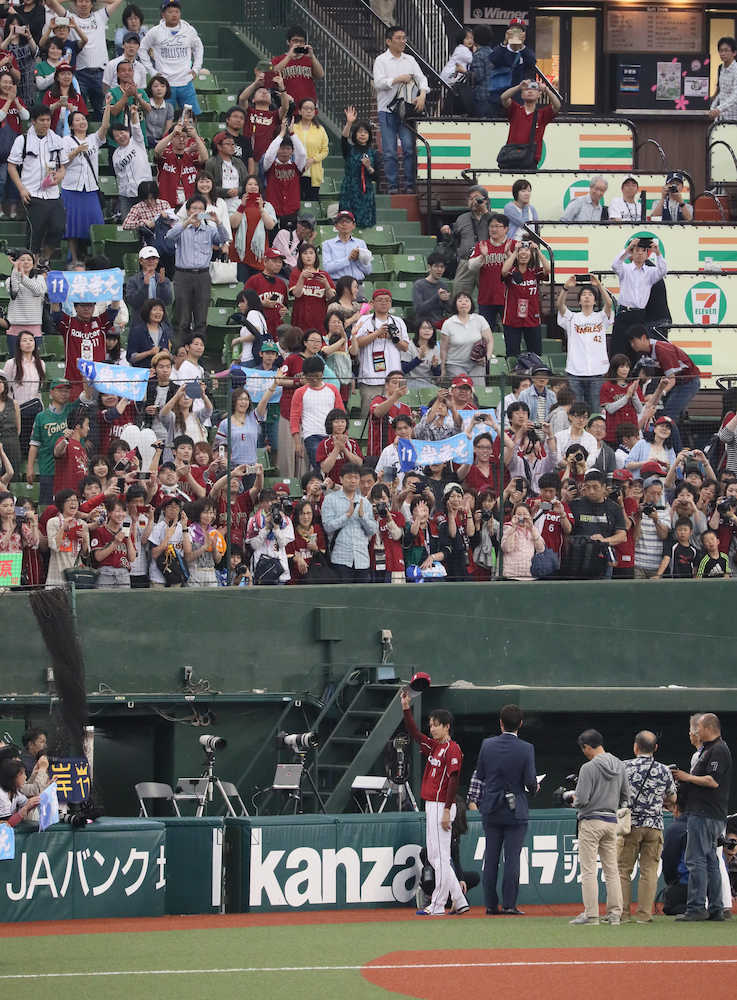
xmin=372 ymin=287 xmax=392 ymax=300
xmin=273 ymin=481 xmax=291 ymax=495
xmin=654 ymin=415 xmax=674 ymax=426
xmin=260 ymin=340 xmax=279 ymax=353
xmin=640 ymin=459 xmax=669 ymax=478
xmin=264 ymin=248 xmax=284 ymax=260
xmin=612 ymin=468 xmax=633 ymax=481
xmin=139 ymin=245 xmax=160 ymax=259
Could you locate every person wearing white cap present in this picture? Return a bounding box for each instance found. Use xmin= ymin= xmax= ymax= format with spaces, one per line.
xmin=124 ymin=244 xmax=172 ymax=326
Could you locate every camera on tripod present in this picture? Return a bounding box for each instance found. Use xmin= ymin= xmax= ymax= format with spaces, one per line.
xmin=199 ymin=734 xmax=227 ymax=753
xmin=277 ymin=730 xmax=318 ymax=752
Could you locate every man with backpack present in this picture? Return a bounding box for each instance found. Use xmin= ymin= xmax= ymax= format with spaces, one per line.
xmin=472 ymin=20 xmax=537 ymax=118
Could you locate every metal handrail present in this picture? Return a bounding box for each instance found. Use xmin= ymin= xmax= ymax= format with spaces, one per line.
xmin=635 ymin=137 xmax=667 ymax=169
xmin=404 ymin=120 xmax=434 ymax=233
xmin=708 ymin=138 xmax=737 ymax=185
xmin=693 ymin=189 xmax=728 ymax=221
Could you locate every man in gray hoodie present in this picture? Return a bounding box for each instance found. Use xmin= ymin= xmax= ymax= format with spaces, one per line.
xmin=569 ymin=728 xmax=630 ymax=926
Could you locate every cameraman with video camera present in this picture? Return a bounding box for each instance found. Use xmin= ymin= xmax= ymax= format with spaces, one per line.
xmin=246 ymin=485 xmax=294 ymax=585
xmin=565 ymin=729 xmax=630 ymax=926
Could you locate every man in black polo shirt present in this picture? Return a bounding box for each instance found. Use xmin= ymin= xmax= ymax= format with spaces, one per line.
xmin=673 ymin=712 xmax=733 ymax=921
xmin=567 ymin=469 xmax=627 ymax=578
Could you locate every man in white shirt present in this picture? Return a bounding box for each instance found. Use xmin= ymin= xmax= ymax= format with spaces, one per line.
xmin=289 ymin=356 xmax=344 ymax=473
xmin=561 ymin=175 xmax=608 ymax=223
xmin=139 ymin=0 xmax=205 ymax=118
xmin=46 ymin=0 xmax=124 ymax=117
xmin=7 ymin=105 xmax=68 ymax=262
xmin=709 ymin=36 xmax=737 ymax=122
xmin=353 ymin=288 xmax=410 ymax=415
xmin=103 ymin=32 xmax=148 ymax=91
xmin=322 ymin=210 xmax=373 ymax=283
xmin=555 ymin=401 xmax=598 ymax=468
xmin=372 ymin=25 xmax=428 ymax=194
xmin=609 ymin=236 xmax=667 ymax=359
xmin=557 ymin=275 xmax=612 ymax=415
xmin=608 ymin=177 xmax=642 ymax=223
xmin=111 ymin=105 xmax=153 ymax=217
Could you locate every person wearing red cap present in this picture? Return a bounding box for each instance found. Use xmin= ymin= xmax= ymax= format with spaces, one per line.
xmin=354 ymin=288 xmax=409 ymax=417
xmin=625 ymin=418 xmax=676 ymax=478
xmin=42 ymin=61 xmax=87 ymax=131
xmin=245 ymin=249 xmax=288 ymax=338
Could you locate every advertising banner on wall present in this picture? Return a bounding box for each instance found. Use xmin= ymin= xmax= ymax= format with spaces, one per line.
xmin=416 ymin=120 xmax=635 ymax=177
xmin=240 ymin=811 xmax=655 ymax=912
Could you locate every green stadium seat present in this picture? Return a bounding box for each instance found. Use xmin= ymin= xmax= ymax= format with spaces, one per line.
xmin=98 ymin=174 xmax=119 ymax=198
xmin=368 ymin=254 xmax=392 ymax=281
xmin=207 ymin=306 xmax=233 ymax=328
xmin=475 ymin=385 xmax=501 ymax=408
xmin=542 ymin=338 xmax=563 ymax=353
xmin=404 ymin=388 xmax=421 ymax=409
xmin=492 ymin=331 xmax=506 ymax=356
xmin=197 ymin=122 xmax=225 ymax=142
xmin=202 ymin=94 xmax=239 ymax=114
xmin=212 ymin=284 xmax=242 ymax=307
xmin=347 ymin=389 xmax=362 ymax=417
xmin=547 ymin=353 xmax=567 ymax=373
xmin=194 ymin=74 xmax=224 ymax=94
xmin=39 ymin=335 xmax=65 ymax=362
xmin=356 ymin=226 xmax=401 ymax=253
xmin=383 ymin=281 xmax=413 ymax=306
xmin=314 ymin=225 xmax=334 ymax=246
xmin=123 ymin=252 xmax=140 ymax=276
xmin=319 ymin=176 xmax=338 ymax=195
xmin=417 ymin=386 xmax=437 ymax=406
xmin=0 ymin=333 xmax=7 ymax=360
xmin=386 ymin=253 xmax=427 ymax=280
xmin=349 ymin=418 xmax=366 ymax=442
xmin=487 ymin=357 xmax=507 ymax=382
xmin=0 ymin=252 xmax=13 ymax=277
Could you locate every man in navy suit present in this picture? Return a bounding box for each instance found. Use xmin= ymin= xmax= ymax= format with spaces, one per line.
xmin=475 ymin=704 xmax=538 ymax=915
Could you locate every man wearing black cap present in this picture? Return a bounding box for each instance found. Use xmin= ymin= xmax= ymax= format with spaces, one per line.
xmin=652 ymin=173 xmax=693 ymax=223
xmin=103 ymin=31 xmax=147 ymax=91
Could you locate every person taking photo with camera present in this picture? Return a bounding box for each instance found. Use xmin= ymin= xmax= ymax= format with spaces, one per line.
xmin=246 ymin=485 xmax=295 ymax=585
xmin=500 ymin=239 xmax=550 ymax=357
xmin=609 ymin=239 xmax=667 ymax=359
xmin=354 ymin=289 xmax=410 ymax=418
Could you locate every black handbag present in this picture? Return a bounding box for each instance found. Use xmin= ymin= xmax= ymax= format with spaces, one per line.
xmin=155 ymin=544 xmax=190 ymax=586
xmin=496 ymin=106 xmax=539 ymax=170
xmin=253 ymin=554 xmax=283 ymax=585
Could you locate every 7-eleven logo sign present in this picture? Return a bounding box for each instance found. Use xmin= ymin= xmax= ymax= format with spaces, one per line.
xmin=685 ymin=281 xmax=726 ymax=325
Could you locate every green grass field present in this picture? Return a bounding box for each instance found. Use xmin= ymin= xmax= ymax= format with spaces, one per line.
xmin=2 ymin=913 xmax=737 ymax=1000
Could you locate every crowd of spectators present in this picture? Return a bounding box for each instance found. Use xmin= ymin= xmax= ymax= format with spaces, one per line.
xmin=0 ymin=5 xmax=733 ymax=590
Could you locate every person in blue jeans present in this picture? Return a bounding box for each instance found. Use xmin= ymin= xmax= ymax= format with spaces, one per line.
xmin=672 ymin=712 xmax=733 ymax=921
xmin=372 ymin=25 xmax=428 ymax=194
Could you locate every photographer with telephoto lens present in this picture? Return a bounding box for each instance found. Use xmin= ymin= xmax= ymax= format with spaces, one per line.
xmin=246 ymin=484 xmax=295 ymax=585
xmin=368 ymin=482 xmax=405 ymax=583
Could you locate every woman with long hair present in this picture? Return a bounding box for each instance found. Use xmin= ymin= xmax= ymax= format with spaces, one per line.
xmin=42 ymin=61 xmax=87 ymax=132
xmin=292 ymin=97 xmax=329 ymax=201
xmin=288 ymin=242 xmax=335 ymax=333
xmin=61 ymin=101 xmax=111 ymax=263
xmin=215 ymin=385 xmax=275 ymax=466
xmin=1 ymin=15 xmax=37 ymax=108
xmin=600 ymin=353 xmax=645 ymax=445
xmin=0 ymin=758 xmax=40 ymax=823
xmin=3 ymin=330 xmax=44 ymax=456
xmin=402 ymin=319 xmax=442 ymax=388
xmin=5 ymin=250 xmax=44 ymax=354
xmin=0 ymin=373 xmax=20 ymax=479
xmin=159 ymin=380 xmax=214 ymax=446
xmin=326 ymin=274 xmax=362 ymax=335
xmin=0 ymin=68 xmax=28 ymax=220
xmin=340 ymin=106 xmax=376 ymax=227
xmin=500 ymin=240 xmax=550 ymax=356
xmin=286 ymin=497 xmax=327 ymax=583
xmin=229 ymin=173 xmax=277 ymax=281
xmin=230 ymin=287 xmax=267 ymax=367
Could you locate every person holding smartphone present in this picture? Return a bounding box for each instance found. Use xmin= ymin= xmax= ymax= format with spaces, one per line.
xmin=609 ymin=237 xmax=667 ymax=360
xmin=557 ymin=274 xmax=612 ymax=414
xmin=91 ymin=496 xmax=136 ymax=587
